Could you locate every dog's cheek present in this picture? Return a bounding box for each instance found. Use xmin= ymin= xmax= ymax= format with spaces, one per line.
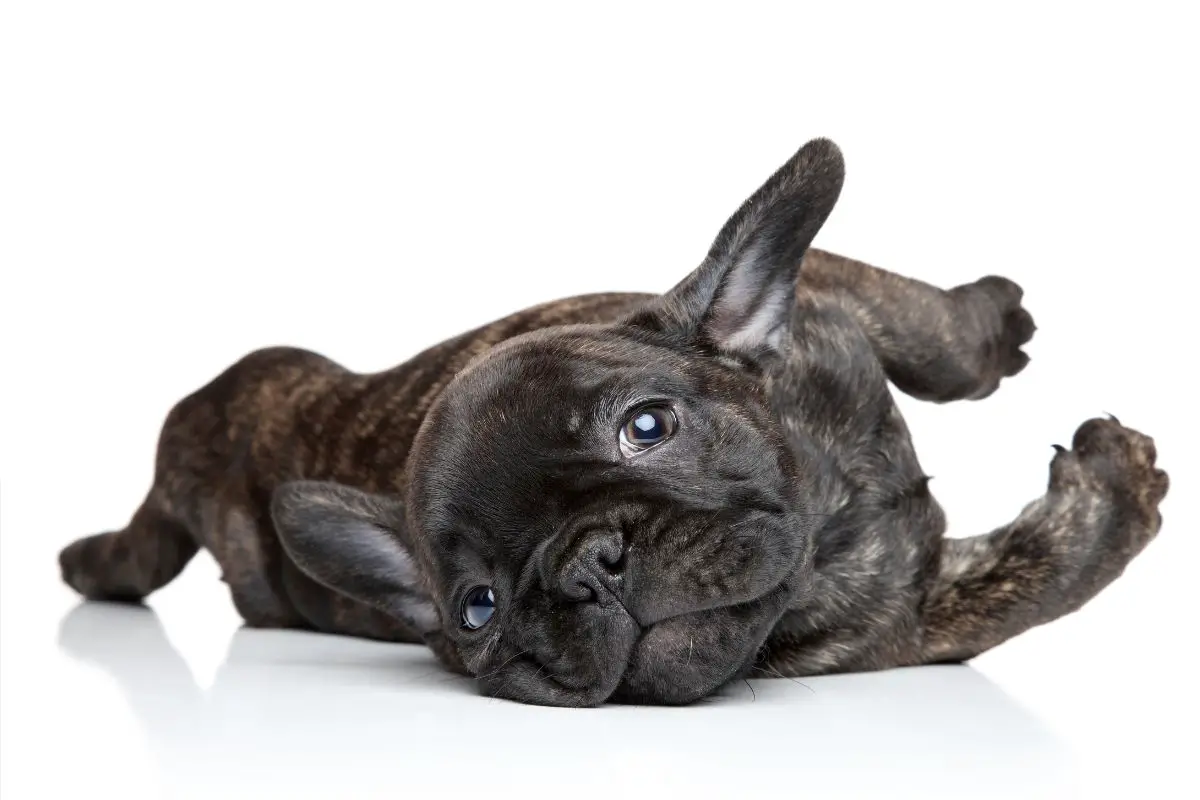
xmin=633 ymin=513 xmax=798 ymax=618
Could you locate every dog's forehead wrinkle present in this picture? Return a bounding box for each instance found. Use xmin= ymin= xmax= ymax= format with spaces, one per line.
xmin=461 ymin=328 xmax=695 ymax=398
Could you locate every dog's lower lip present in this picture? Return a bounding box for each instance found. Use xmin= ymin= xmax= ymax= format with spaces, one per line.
xmin=525 ymin=649 xmax=621 ymax=697
xmin=528 ymin=656 xmax=627 ymax=707
xmin=546 ymin=671 xmax=590 ymax=692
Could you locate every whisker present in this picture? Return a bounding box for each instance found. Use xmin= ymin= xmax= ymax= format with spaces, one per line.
xmin=476 ymin=648 xmax=530 ymax=682
xmin=748 ymin=663 xmax=816 ymax=694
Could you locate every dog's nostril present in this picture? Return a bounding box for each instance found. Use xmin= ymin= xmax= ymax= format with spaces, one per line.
xmin=599 ymin=546 xmax=625 ymax=574
xmin=592 ymin=532 xmax=626 ymax=575
xmin=552 ymin=528 xmax=626 ymax=603
xmin=567 ymin=580 xmax=599 ymax=603
xmin=558 ymin=567 xmax=602 ymax=603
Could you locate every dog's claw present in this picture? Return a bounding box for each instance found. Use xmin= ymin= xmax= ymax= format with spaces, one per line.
xmin=1052 ymin=444 xmax=1067 ymax=454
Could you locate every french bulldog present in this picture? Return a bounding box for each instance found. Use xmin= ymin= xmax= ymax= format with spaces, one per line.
xmin=59 ymin=138 xmax=1169 ymax=707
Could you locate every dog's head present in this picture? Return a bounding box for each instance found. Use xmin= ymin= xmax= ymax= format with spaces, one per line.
xmin=273 ymin=138 xmax=845 ymax=706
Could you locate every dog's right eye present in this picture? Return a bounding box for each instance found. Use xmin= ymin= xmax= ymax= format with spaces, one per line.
xmin=619 ymin=404 xmax=677 ymax=455
xmin=461 ymin=586 xmax=495 ymax=630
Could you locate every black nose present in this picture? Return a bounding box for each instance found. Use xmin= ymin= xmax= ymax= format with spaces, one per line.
xmin=556 ymin=529 xmax=626 ymax=603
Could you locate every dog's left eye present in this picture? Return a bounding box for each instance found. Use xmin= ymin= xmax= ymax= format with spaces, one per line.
xmin=619 ymin=405 xmax=677 ymax=454
xmin=461 ymin=586 xmax=495 ymax=630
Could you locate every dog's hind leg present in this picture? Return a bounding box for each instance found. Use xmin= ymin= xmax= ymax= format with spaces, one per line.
xmin=917 ymin=416 xmax=1167 ymax=663
xmin=59 ymin=489 xmax=199 ymax=602
xmin=799 ymin=248 xmax=1036 ymax=402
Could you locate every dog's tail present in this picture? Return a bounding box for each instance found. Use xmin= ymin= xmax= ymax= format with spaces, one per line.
xmin=59 ymin=491 xmax=197 ymax=602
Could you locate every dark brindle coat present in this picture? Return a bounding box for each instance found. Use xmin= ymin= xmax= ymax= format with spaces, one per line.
xmin=59 ymin=139 xmax=1168 ymax=706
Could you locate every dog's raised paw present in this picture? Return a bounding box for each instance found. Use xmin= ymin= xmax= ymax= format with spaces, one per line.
xmin=947 ymin=275 xmax=1037 ymax=399
xmin=1049 ymin=416 xmax=1169 ymax=536
xmin=971 ymin=275 xmax=1036 ymax=378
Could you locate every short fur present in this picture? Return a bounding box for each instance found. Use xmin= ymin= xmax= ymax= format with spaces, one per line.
xmin=59 ymin=138 xmax=1168 ymax=707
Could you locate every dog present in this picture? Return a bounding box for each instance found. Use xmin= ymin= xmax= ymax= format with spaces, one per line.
xmin=58 ymin=138 xmax=1169 ymax=707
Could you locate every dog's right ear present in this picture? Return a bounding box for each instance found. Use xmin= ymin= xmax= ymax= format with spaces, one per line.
xmin=270 ymin=480 xmax=439 ymax=635
xmin=628 ymin=138 xmax=845 ymax=366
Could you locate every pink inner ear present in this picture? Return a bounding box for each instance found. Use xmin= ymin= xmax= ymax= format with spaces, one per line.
xmin=708 ymin=235 xmax=793 ymax=354
xmin=720 ymin=283 xmax=791 ymax=353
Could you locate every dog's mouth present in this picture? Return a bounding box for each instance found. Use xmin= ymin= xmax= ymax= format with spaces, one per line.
xmin=480 ymin=563 xmax=806 ymax=708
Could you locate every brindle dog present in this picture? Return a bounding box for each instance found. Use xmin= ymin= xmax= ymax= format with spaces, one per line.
xmin=59 ymin=138 xmax=1168 ymax=707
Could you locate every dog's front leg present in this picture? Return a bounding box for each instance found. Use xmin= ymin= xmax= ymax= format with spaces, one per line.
xmin=918 ymin=416 xmax=1168 ymax=663
xmin=799 ymin=249 xmax=1036 ymax=402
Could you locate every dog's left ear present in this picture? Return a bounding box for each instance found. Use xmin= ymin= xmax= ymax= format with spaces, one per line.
xmin=270 ymin=481 xmax=439 ymax=635
xmin=631 ymin=137 xmax=845 ymax=365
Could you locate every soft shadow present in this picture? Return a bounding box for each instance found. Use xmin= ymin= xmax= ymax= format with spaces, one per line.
xmin=58 ymin=602 xmax=1078 ymax=799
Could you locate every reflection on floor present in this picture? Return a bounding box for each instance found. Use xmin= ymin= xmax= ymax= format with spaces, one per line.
xmin=58 ymin=601 xmax=1077 ymax=800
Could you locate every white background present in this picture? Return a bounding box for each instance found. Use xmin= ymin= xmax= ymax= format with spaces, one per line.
xmin=2 ymin=2 xmax=1197 ymax=798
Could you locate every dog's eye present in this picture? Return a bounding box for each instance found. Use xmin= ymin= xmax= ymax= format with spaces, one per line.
xmin=461 ymin=586 xmax=495 ymax=630
xmin=619 ymin=405 xmax=677 ymax=454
